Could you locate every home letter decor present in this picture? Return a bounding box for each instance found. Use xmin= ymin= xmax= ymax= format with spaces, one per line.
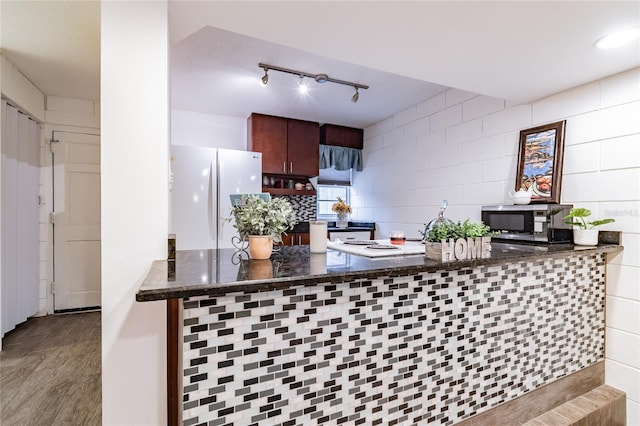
xmin=481 ymin=236 xmax=492 ymax=259
xmin=454 ymin=238 xmax=468 ymax=260
xmin=467 ymin=237 xmax=482 ymax=259
xmin=441 ymin=237 xmax=492 ymax=261
xmin=441 ymin=239 xmax=455 ymax=262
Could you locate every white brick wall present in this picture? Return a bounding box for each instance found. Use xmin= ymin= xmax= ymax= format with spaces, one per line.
xmin=358 ymin=67 xmax=640 ymax=423
xmin=445 ymin=88 xmax=476 ymax=107
xmin=417 ymin=92 xmax=445 ymax=118
xmin=446 ymin=118 xmax=482 ymax=145
xmin=463 ymin=95 xmax=505 ymax=121
xmin=430 ymin=103 xmax=462 ymax=131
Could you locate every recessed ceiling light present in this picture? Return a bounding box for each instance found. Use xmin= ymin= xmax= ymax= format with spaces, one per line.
xmin=595 ymin=27 xmax=640 ymax=49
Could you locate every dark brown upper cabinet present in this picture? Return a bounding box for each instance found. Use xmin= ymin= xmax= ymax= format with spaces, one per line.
xmin=248 ymin=113 xmax=319 ymax=177
xmin=320 ymin=124 xmax=363 ymax=149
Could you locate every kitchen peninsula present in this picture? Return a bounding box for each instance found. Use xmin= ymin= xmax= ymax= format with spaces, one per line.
xmin=137 ymin=242 xmax=622 ymax=426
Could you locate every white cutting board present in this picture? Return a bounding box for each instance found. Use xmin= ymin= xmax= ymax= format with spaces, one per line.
xmin=327 ymin=239 xmax=425 ymax=258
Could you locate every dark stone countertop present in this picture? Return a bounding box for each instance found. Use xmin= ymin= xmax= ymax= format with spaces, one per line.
xmin=136 ymin=242 xmax=622 ymax=302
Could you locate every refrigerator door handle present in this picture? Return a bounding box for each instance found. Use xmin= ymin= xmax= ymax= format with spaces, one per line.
xmin=208 ymin=162 xmax=214 ymax=241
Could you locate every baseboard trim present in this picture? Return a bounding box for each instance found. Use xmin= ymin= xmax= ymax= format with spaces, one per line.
xmin=54 ymin=306 xmax=101 ymax=314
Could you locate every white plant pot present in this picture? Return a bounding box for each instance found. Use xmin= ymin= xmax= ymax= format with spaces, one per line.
xmin=573 ymin=229 xmax=599 ymax=246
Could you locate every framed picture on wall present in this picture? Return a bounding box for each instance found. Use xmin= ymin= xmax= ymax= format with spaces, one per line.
xmin=515 ymin=120 xmax=566 ymax=204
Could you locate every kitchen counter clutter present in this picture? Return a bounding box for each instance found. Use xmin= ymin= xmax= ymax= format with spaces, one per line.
xmin=136 ymin=242 xmax=621 ymax=301
xmin=140 ymin=241 xmax=622 ymax=426
xmin=327 ymin=239 xmax=426 ymax=257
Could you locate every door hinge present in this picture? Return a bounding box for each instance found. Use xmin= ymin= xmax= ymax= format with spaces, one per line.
xmin=49 ymin=137 xmax=59 ymax=153
xmin=50 ymin=281 xmax=56 ymax=294
xmin=49 ymin=212 xmax=56 ymax=224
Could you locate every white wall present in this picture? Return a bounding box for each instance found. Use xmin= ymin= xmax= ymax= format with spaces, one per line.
xmin=0 ymin=38 xmax=3 ymax=354
xmin=358 ymin=67 xmax=640 ymax=423
xmin=171 ymin=109 xmax=246 ymax=149
xmin=0 ymin=7 xmax=4 ymax=349
xmin=101 ymin=2 xmax=168 ymax=424
xmin=0 ymin=55 xmax=45 ymax=122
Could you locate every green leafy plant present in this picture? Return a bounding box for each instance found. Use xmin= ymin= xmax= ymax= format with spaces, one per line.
xmin=229 ymin=195 xmax=297 ymax=243
xmin=564 ymin=208 xmax=614 ymax=230
xmin=420 ymin=219 xmax=494 ymax=243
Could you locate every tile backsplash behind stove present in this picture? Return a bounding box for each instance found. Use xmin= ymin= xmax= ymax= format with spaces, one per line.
xmin=278 ymin=195 xmax=317 ymax=222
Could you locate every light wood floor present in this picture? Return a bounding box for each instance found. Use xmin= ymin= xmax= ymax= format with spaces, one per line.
xmin=0 ymin=312 xmax=101 ymax=425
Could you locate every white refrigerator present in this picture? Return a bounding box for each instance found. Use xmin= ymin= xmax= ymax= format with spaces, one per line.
xmin=170 ymin=146 xmax=262 ymax=250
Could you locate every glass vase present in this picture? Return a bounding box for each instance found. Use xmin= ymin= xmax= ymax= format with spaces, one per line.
xmin=336 ymin=212 xmax=349 ymax=229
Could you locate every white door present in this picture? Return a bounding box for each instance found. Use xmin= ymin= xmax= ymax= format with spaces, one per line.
xmin=52 ymin=131 xmax=101 ymax=311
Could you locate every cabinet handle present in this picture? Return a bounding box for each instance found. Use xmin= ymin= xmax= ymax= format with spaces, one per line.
xmin=289 ymin=162 xmax=293 ymax=174
xmin=298 ymin=236 xmax=302 ymax=245
xmin=283 ymin=162 xmax=287 ymax=174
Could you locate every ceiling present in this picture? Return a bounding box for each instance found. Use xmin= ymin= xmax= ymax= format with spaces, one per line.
xmin=170 ymin=26 xmax=448 ymax=128
xmin=1 ymin=0 xmax=101 ymax=101
xmin=2 ymin=1 xmax=639 ymax=129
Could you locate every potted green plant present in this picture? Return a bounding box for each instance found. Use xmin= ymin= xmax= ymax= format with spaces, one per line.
xmin=564 ymin=207 xmax=615 ymax=246
xmin=420 ymin=219 xmax=494 ymax=261
xmin=229 ymin=195 xmax=297 ymax=259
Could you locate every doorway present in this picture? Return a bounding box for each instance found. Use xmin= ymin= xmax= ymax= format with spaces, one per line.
xmin=51 ymin=131 xmax=101 ymax=312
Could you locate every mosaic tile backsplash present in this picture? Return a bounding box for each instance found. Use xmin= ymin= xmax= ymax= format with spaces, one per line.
xmin=278 ymin=195 xmax=316 ymax=222
xmin=182 ymin=253 xmax=605 ymax=425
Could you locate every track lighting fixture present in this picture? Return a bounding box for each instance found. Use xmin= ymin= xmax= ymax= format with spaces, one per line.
xmin=351 ymin=87 xmax=360 ymax=103
xmin=258 ymin=63 xmax=368 ymax=102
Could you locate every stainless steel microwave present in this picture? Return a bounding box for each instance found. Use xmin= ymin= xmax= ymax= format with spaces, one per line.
xmin=481 ymin=204 xmax=574 ymax=244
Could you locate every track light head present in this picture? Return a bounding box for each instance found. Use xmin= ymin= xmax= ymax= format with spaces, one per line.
xmin=261 ymin=68 xmax=269 ymax=85
xmin=315 ymin=74 xmax=328 ymax=83
xmin=351 ymin=87 xmax=360 ymax=103
xmin=298 ymin=75 xmax=308 ymax=94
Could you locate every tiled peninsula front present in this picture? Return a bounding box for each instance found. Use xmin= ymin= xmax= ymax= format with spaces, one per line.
xmin=138 ymin=243 xmax=622 ymax=426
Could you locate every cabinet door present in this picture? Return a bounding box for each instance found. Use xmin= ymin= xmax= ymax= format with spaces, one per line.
xmin=287 ymin=119 xmax=319 ymax=177
xmin=298 ymin=232 xmax=310 ymax=245
xmin=279 ymin=233 xmax=294 ymax=246
xmin=343 ymin=127 xmax=363 ymax=149
xmin=248 ymin=114 xmax=287 ymax=174
xmin=279 ymin=232 xmax=293 ymax=246
xmin=320 ymin=124 xmax=363 ymax=149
